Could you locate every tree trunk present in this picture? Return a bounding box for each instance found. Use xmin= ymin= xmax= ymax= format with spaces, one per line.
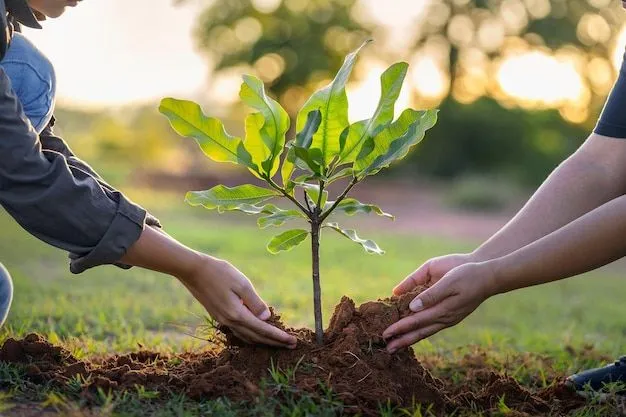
xmin=311 ymin=222 xmax=323 ymax=344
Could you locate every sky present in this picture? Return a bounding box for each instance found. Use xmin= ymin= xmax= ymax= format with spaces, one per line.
xmin=21 ymin=0 xmax=626 ymax=120
xmin=23 ymin=0 xmax=209 ymax=107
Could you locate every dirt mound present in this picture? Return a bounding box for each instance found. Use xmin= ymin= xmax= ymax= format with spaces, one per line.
xmin=0 ymin=290 xmax=585 ymax=416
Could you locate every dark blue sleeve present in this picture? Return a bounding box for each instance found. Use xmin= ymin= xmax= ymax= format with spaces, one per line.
xmin=594 ymin=50 xmax=626 ymax=138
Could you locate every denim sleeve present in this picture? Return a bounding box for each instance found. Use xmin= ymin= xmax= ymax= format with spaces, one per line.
xmin=0 ymin=68 xmax=147 ymax=273
xmin=0 ymin=33 xmax=55 ymax=133
xmin=594 ymin=50 xmax=626 ymax=139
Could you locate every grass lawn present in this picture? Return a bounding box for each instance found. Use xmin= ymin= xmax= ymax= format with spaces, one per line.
xmin=1 ymin=188 xmax=625 ymax=415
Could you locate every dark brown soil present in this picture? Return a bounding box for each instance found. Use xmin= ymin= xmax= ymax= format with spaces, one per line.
xmin=0 ymin=290 xmax=586 ymax=416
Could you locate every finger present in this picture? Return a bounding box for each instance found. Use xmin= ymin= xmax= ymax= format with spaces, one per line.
xmin=382 ymin=305 xmax=446 ymax=340
xmin=235 ymin=280 xmax=271 ymax=320
xmin=409 ymin=279 xmax=453 ymax=312
xmin=386 ymin=323 xmax=447 ymax=353
xmin=238 ymin=306 xmax=297 ymax=347
xmin=231 ymin=329 xmax=253 ymax=344
xmin=233 ymin=325 xmax=296 ymax=349
xmin=393 ymin=262 xmax=431 ymax=295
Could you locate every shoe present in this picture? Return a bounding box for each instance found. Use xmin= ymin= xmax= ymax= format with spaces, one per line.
xmin=0 ymin=264 xmax=12 ymax=327
xmin=567 ymin=356 xmax=626 ymax=395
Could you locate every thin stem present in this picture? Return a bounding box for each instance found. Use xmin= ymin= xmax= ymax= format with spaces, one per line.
xmin=266 ymin=177 xmax=312 ymax=218
xmin=311 ymin=221 xmax=323 ymax=344
xmin=316 ymin=179 xmax=325 ymax=214
xmin=319 ymin=178 xmax=359 ymax=223
xmin=303 ymin=189 xmax=312 ymax=212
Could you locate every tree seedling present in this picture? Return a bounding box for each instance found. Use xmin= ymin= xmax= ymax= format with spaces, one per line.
xmin=159 ymin=41 xmax=438 ymax=345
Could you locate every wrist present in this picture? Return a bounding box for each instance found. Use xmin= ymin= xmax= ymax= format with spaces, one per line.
xmin=175 ymin=251 xmax=212 ymax=283
xmin=478 ymin=258 xmax=506 ymax=298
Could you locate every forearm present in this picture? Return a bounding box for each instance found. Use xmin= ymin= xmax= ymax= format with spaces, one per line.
xmin=472 ymin=138 xmax=626 ymax=261
xmin=120 ymin=226 xmax=206 ymax=279
xmin=487 ymin=194 xmax=626 ymax=295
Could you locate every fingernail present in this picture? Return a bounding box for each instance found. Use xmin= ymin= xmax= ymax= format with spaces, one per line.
xmin=409 ymin=298 xmax=424 ymax=312
xmin=388 ymin=347 xmax=397 ymax=354
xmin=259 ymin=309 xmax=271 ymax=321
xmin=382 ymin=331 xmax=392 ymax=340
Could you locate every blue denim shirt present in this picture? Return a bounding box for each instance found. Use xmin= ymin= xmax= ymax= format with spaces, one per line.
xmin=0 ymin=32 xmax=55 ymax=133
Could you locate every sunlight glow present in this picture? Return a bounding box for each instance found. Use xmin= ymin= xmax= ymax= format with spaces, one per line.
xmin=497 ymin=51 xmax=585 ymax=106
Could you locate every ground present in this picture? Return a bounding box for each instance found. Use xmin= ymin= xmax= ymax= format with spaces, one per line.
xmin=1 ymin=183 xmax=626 ymax=416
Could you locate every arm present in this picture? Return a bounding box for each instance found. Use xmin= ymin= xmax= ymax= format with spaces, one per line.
xmin=121 ymin=227 xmax=297 ymax=348
xmin=384 ymin=194 xmax=626 ymax=351
xmin=471 ymin=134 xmax=626 ymax=260
xmin=0 ymin=70 xmax=295 ymax=347
xmin=394 ymin=133 xmax=626 ymax=294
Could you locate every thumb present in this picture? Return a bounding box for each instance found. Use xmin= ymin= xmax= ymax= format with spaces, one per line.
xmin=393 ymin=262 xmax=431 ymax=295
xmin=409 ymin=281 xmax=449 ymax=312
xmin=237 ymin=282 xmax=271 ymax=320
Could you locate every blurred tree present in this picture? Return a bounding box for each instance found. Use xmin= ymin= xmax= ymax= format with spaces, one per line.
xmin=182 ymin=0 xmax=623 ymax=185
xmin=185 ymin=0 xmax=369 ymax=113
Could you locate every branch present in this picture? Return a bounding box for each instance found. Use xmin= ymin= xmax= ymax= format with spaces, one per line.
xmin=319 ymin=177 xmax=359 ymax=223
xmin=266 ymin=177 xmax=312 ymax=218
xmin=304 ymin=189 xmax=312 ymax=212
xmin=316 ymin=179 xmax=326 ymax=214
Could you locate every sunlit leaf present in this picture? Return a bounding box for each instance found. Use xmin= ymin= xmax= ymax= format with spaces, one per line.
xmin=258 ymin=207 xmax=307 ymax=229
xmin=159 ymin=98 xmax=254 ymax=169
xmin=240 ymin=75 xmax=290 ymax=177
xmin=296 ymin=40 xmax=371 ymax=166
xmin=327 ymin=198 xmax=394 ymax=219
xmin=340 ymin=62 xmax=409 ymax=163
xmin=267 ymin=229 xmax=309 ymax=254
xmin=325 ymin=223 xmax=384 ymax=254
xmin=355 ymin=109 xmax=438 ymax=177
xmin=282 ymin=110 xmax=323 ymax=187
xmin=243 ymin=113 xmax=271 ymax=179
xmin=185 ymin=184 xmax=280 ymax=211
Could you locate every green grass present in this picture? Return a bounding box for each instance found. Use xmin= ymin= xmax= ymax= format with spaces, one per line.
xmin=1 ymin=188 xmax=625 ymax=415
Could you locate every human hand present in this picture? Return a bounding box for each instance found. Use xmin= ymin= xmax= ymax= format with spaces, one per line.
xmin=383 ymin=261 xmax=497 ymax=353
xmin=392 ymin=253 xmax=474 ymax=295
xmin=179 ymin=256 xmax=297 ymax=349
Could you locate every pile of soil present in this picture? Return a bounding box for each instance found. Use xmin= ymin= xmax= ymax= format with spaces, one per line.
xmin=0 ymin=289 xmax=584 ymax=416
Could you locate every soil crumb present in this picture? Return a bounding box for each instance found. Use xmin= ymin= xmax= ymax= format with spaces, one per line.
xmin=0 ymin=289 xmax=585 ymax=416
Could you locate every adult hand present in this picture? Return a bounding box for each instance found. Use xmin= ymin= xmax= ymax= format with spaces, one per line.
xmin=179 ymin=256 xmax=297 ymax=349
xmin=383 ymin=262 xmax=497 ymax=353
xmin=392 ymin=253 xmax=474 ymax=295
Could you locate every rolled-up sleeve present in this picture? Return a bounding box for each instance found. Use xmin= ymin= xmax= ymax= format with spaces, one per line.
xmin=0 ymin=68 xmax=146 ymax=273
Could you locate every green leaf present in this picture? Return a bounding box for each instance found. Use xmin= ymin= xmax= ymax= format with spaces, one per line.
xmin=325 ymin=223 xmax=384 ymax=255
xmin=295 ymin=110 xmax=322 ymax=148
xmin=340 ymin=62 xmax=409 ymax=163
xmin=243 ymin=113 xmax=271 ymax=178
xmin=267 ymin=229 xmax=309 ymax=254
xmin=330 ymin=198 xmax=394 ymax=219
xmin=240 ymin=75 xmax=290 ymax=177
xmin=292 ymin=147 xmax=324 ymax=174
xmin=296 ymin=40 xmax=371 ymax=166
xmin=159 ymin=98 xmax=254 ymax=168
xmin=355 ymin=109 xmax=438 ymax=177
xmin=281 ymin=110 xmax=323 ymax=187
xmin=258 ymin=207 xmax=306 ymax=229
xmin=185 ymin=184 xmax=280 ymax=211
xmin=326 ymin=167 xmax=354 ymax=184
